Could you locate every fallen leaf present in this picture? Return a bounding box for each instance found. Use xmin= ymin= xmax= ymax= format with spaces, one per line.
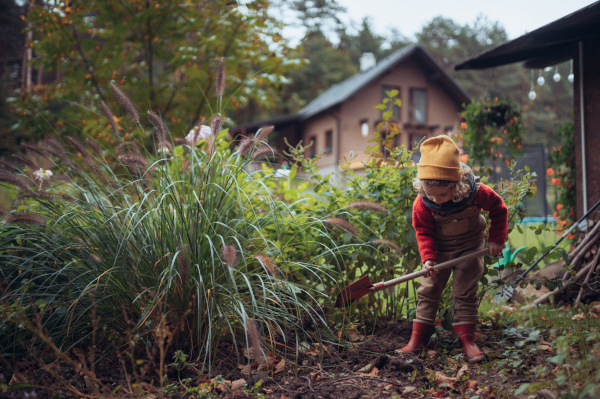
xmin=237 ymin=363 xmax=251 ymax=375
xmin=348 ymin=333 xmax=366 ymax=342
xmin=366 ymin=366 xmax=379 ymax=377
xmin=426 ymin=350 xmax=438 ymax=357
xmin=256 ymin=355 xmax=276 ymax=371
xmin=230 ymin=379 xmax=245 ymax=391
xmin=571 ymin=313 xmax=585 ymax=321
xmin=356 ymin=363 xmax=374 ymax=373
xmin=434 ymin=371 xmax=457 ymax=386
xmin=538 ymin=344 xmax=555 ymax=353
xmin=275 ymin=358 xmax=286 ymax=374
xmin=308 ymin=371 xmax=329 ymax=383
xmin=263 ymin=388 xmax=274 ymax=394
xmin=403 ymin=386 xmax=417 ymax=394
xmin=456 ymin=364 xmax=469 ymax=379
xmin=463 ymin=379 xmax=478 ymax=391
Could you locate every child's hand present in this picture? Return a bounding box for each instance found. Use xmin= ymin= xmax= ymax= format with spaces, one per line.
xmin=487 ymin=242 xmax=503 ymax=257
xmin=423 ymin=260 xmax=439 ymax=278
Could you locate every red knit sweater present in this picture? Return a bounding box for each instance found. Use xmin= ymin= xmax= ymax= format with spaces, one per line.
xmin=412 ymin=184 xmax=508 ymax=263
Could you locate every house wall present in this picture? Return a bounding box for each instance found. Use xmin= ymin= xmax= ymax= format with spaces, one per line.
xmin=301 ymin=58 xmax=463 ymax=172
xmin=574 ymin=37 xmax=600 ymax=219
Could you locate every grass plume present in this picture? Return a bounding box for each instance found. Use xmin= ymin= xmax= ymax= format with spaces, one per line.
xmin=325 ymin=217 xmax=360 ymax=237
xmin=348 ymin=200 xmax=389 ymax=213
xmin=100 ymin=100 xmax=120 ymax=136
xmin=251 ymin=146 xmax=275 ymax=161
xmin=110 ymin=82 xmax=139 ymax=122
xmin=12 ymin=153 xmax=38 ymax=169
xmin=6 ymin=213 xmax=46 ymax=226
xmin=255 ymin=126 xmax=274 ymax=142
xmin=255 ymin=254 xmax=278 ymax=276
xmin=222 ymin=244 xmax=238 ymax=269
xmin=215 ymin=57 xmax=225 ymax=97
xmin=245 ymin=318 xmax=265 ymax=365
xmin=238 ymin=136 xmax=256 ymax=157
xmin=371 ymin=239 xmax=402 ymax=255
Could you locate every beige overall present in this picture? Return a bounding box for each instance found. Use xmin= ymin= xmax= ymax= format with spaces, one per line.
xmin=414 ymin=190 xmax=487 ymax=326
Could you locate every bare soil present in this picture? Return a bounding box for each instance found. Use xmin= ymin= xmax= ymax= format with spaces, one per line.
xmin=0 ymin=318 xmax=548 ymax=399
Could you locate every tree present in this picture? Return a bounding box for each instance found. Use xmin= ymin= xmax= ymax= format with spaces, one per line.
xmin=0 ymin=0 xmax=27 ymax=158
xmin=9 ymin=0 xmax=299 ymax=145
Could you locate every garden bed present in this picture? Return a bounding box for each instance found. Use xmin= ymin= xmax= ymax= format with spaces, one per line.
xmin=5 ymin=308 xmax=596 ymax=399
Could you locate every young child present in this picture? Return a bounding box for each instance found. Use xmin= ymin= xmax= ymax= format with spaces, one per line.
xmin=397 ymin=135 xmax=508 ymax=362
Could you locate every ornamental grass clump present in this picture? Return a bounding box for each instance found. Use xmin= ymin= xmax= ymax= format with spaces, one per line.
xmin=0 ymin=71 xmax=346 ymax=372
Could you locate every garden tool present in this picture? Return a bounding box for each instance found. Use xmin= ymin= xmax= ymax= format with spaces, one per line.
xmin=334 ymin=248 xmax=490 ymax=308
xmin=496 ymin=197 xmax=600 ymax=301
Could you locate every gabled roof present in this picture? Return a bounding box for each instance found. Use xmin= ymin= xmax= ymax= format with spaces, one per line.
xmin=298 ymin=43 xmax=470 ymax=120
xmin=234 ymin=44 xmax=470 ymax=131
xmin=455 ymin=1 xmax=600 ymax=70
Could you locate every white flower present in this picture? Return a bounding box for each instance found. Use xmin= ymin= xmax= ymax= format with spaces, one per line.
xmin=198 ymin=125 xmax=212 ymax=140
xmin=185 ymin=125 xmax=212 ymax=146
xmin=33 ymin=168 xmax=53 ymax=181
xmin=275 ymin=168 xmax=290 ymax=178
xmin=157 ymin=146 xmax=170 ymax=155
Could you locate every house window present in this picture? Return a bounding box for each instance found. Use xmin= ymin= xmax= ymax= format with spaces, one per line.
xmin=308 ymin=135 xmax=317 ymax=158
xmin=409 ymin=88 xmax=427 ymax=123
xmin=324 ymin=130 xmax=333 ymax=154
xmin=381 ymin=85 xmax=401 ymax=121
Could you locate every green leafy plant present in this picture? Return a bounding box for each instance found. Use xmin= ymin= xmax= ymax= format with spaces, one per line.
xmin=459 ymin=96 xmax=523 ymax=172
xmin=548 ymin=119 xmax=576 ymax=236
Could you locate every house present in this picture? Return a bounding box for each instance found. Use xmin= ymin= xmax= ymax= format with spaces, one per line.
xmin=455 ymin=1 xmax=600 ymax=220
xmin=233 ymin=44 xmax=470 ymax=177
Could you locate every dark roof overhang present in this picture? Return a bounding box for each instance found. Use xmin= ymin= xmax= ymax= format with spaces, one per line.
xmin=455 ymin=1 xmax=600 ymax=70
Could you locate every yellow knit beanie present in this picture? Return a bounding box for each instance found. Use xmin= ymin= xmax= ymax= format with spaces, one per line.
xmin=417 ymin=135 xmax=462 ymax=181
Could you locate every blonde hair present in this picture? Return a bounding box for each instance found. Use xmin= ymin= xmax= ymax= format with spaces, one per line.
xmin=413 ymin=164 xmax=473 ymax=202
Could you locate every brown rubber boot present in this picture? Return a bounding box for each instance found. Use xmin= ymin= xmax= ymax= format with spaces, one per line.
xmin=396 ymin=321 xmax=434 ymax=354
xmin=453 ymin=324 xmax=485 ymax=362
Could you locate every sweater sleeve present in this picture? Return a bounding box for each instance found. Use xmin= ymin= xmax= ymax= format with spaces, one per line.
xmin=412 ymin=195 xmax=438 ymax=263
xmin=473 ymin=184 xmax=508 ymax=244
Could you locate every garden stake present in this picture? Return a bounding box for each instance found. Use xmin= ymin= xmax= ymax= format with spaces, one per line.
xmin=335 ymin=248 xmax=490 ymax=307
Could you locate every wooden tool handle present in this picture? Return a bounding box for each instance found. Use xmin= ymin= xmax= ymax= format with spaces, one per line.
xmin=369 ymin=248 xmax=491 ymax=292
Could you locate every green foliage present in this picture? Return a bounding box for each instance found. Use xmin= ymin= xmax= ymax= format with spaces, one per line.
xmin=459 ymin=96 xmax=523 ymax=172
xmin=0 ymin=88 xmax=346 ymax=369
xmin=10 ymin=0 xmax=298 ymax=145
xmin=549 ymin=119 xmax=576 ymax=231
xmin=279 ymin=92 xmax=537 ymax=330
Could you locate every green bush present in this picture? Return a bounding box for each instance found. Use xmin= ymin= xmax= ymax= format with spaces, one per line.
xmin=277 ymin=91 xmax=537 ymax=330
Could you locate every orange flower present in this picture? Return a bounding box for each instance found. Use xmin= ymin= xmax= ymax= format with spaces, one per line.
xmin=553 ymin=211 xmax=558 ymax=218
xmin=460 ymin=154 xmax=469 ymax=163
xmin=567 ymin=233 xmax=576 ymax=240
xmin=504 ymin=159 xmax=510 ymax=165
xmin=494 ymin=97 xmax=499 ymax=102
xmin=552 ymin=178 xmax=560 ymax=185
xmin=460 ymin=122 xmax=468 ymax=130
xmin=556 ymin=204 xmax=563 ymax=210
xmin=517 ymin=143 xmax=522 ymax=149
xmin=547 ymin=168 xmax=554 ymax=176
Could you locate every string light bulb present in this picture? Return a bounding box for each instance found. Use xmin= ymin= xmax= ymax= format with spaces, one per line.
xmin=537 ymin=70 xmax=545 ymax=86
xmin=528 ymin=70 xmax=537 ymax=100
xmin=553 ymin=66 xmax=561 ymax=82
xmin=568 ymin=60 xmax=574 ymax=82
